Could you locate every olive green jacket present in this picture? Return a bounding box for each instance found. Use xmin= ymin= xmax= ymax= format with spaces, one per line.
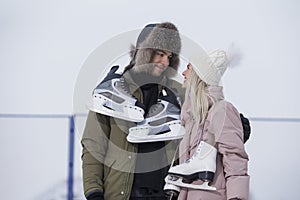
xmin=81 ymin=71 xmax=185 ymax=200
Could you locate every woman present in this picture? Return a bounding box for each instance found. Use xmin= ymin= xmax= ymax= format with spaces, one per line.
xmin=166 ymin=49 xmax=250 ymax=200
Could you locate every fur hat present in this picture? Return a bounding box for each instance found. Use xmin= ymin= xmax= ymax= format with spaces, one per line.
xmin=190 ymin=49 xmax=228 ymax=86
xmin=129 ymin=22 xmax=182 ymax=77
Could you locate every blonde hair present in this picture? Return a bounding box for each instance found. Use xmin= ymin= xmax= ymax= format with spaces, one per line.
xmin=186 ymin=69 xmax=216 ymax=125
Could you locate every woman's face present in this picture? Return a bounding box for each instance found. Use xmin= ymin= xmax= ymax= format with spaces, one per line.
xmin=182 ymin=63 xmax=192 ymax=88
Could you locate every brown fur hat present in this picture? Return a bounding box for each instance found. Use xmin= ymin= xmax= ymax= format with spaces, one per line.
xmin=129 ymin=22 xmax=182 ymax=77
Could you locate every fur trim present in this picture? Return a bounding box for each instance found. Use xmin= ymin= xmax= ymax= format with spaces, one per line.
xmin=129 ymin=44 xmax=136 ymax=60
xmin=131 ymin=22 xmax=181 ymax=77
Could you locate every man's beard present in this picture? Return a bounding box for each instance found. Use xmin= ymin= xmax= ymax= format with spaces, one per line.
xmin=129 ymin=63 xmax=165 ymax=86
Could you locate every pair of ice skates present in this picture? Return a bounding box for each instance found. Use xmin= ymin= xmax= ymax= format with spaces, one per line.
xmin=164 ymin=141 xmax=217 ymax=199
xmin=87 ymin=66 xmax=184 ymax=143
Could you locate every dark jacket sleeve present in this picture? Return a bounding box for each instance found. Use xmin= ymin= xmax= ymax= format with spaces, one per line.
xmin=81 ymin=111 xmax=111 ymax=197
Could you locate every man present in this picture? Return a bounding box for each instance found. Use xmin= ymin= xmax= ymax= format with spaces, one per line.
xmin=81 ymin=22 xmax=184 ymax=200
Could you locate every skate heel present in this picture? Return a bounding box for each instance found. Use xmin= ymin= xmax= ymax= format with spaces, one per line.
xmin=198 ymin=171 xmax=214 ymax=182
xmin=165 ymin=174 xmax=216 ymax=191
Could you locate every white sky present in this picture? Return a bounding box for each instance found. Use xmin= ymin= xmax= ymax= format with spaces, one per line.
xmin=1 ymin=0 xmax=300 ymax=117
xmin=1 ymin=0 xmax=300 ymax=199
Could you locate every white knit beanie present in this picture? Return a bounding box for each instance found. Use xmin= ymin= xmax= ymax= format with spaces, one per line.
xmin=189 ymin=49 xmax=228 ymax=86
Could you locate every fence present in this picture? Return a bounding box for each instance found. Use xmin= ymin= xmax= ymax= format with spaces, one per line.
xmin=1 ymin=113 xmax=300 ymax=200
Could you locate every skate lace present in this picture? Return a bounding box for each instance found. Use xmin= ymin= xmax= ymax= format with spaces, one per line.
xmin=185 ymin=145 xmax=201 ymax=163
xmin=118 ymin=78 xmax=131 ymax=96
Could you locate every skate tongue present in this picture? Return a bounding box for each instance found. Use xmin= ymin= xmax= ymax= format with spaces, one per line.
xmin=100 ymin=66 xmax=122 ymax=84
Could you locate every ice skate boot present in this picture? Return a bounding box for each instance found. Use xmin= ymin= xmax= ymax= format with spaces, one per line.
xmin=87 ymin=66 xmax=145 ymax=122
xmin=127 ymin=88 xmax=184 ymax=143
xmin=163 ymin=182 xmax=180 ymax=200
xmin=165 ymin=141 xmax=217 ymax=191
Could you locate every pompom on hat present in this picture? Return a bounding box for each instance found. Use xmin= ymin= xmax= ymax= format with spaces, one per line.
xmin=189 ymin=44 xmax=242 ymax=86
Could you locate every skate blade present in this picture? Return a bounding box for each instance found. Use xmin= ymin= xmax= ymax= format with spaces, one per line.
xmin=128 ymin=121 xmax=183 ymax=136
xmin=126 ymin=133 xmax=184 ymax=143
xmin=86 ymin=97 xmax=144 ymax=122
xmin=127 ymin=123 xmax=184 ymax=143
xmin=165 ymin=175 xmax=216 ymax=191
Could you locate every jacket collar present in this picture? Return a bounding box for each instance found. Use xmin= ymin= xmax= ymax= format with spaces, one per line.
xmin=207 ymin=85 xmax=224 ymax=103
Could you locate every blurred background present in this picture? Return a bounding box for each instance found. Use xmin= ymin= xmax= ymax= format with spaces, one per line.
xmin=1 ymin=0 xmax=299 ymax=199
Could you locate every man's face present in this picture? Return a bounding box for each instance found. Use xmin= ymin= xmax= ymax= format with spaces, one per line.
xmin=150 ymin=50 xmax=172 ymax=77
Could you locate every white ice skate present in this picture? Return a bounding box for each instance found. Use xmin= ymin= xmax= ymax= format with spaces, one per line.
xmin=127 ymin=90 xmax=184 ymax=143
xmin=165 ymin=141 xmax=217 ymax=191
xmin=87 ymin=66 xmax=145 ymax=122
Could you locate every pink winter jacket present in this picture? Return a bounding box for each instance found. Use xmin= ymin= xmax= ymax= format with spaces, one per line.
xmin=178 ymin=86 xmax=249 ymax=200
